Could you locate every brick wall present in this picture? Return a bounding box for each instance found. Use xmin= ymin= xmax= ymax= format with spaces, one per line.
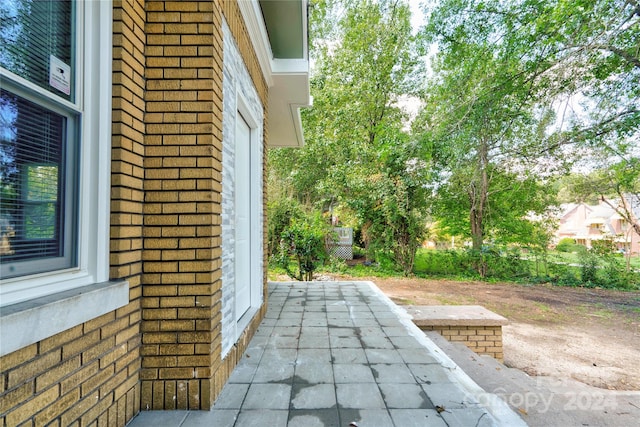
xmin=0 ymin=0 xmax=271 ymax=422
xmin=140 ymin=0 xmax=268 ymax=410
xmin=422 ymin=326 xmax=505 ymax=361
xmin=0 ymin=2 xmax=145 ymax=425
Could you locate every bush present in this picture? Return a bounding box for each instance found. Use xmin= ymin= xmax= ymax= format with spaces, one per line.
xmin=275 ymin=212 xmax=329 ymax=281
xmin=556 ymin=238 xmax=576 ymax=252
xmin=414 ymin=249 xmax=469 ymax=277
xmin=267 ymin=198 xmax=304 ymax=258
xmin=484 ymin=247 xmax=529 ymax=278
xmin=547 ymin=262 xmax=580 ymax=286
xmin=556 ymin=238 xmax=586 ymax=254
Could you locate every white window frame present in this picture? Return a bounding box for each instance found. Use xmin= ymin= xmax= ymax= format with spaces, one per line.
xmin=0 ymin=0 xmax=126 ymax=357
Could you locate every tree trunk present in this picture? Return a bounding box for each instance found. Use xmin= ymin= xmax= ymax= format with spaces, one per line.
xmin=469 ymin=139 xmax=490 ymax=277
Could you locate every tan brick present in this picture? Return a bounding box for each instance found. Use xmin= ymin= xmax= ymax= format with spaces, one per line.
xmin=177 ymin=355 xmax=209 ymax=367
xmin=177 ymin=284 xmax=212 ymax=296
xmin=60 ymin=361 xmax=99 ymax=395
xmin=188 ymin=379 xmax=200 ymax=409
xmin=165 ymin=1 xmax=198 ymax=12
xmin=140 ymin=381 xmax=153 ymax=410
xmin=35 ymin=355 xmax=81 ymax=392
xmin=98 ymin=367 xmax=127 ymax=400
xmin=33 ymin=388 xmax=80 ymax=427
xmin=39 ymin=326 xmax=84 ymax=354
xmin=175 ymin=380 xmax=189 ymax=409
xmin=116 ymin=325 xmax=139 ymax=346
xmin=142 ymin=356 xmax=178 ymax=369
xmin=82 ymin=337 xmax=116 ymax=363
xmin=180 ymin=35 xmax=213 ymax=45
xmin=147 ymin=12 xmax=180 ymax=23
xmin=0 ymin=382 xmax=34 ymax=414
xmin=177 ymin=307 xmax=211 ymax=320
xmin=113 ymin=374 xmax=139 ymax=405
xmin=98 ymin=343 xmax=128 ymax=370
xmin=0 ymin=344 xmax=38 ymax=371
xmin=80 ymin=364 xmax=115 ymax=398
xmin=140 ymin=365 xmax=159 ymax=381
xmin=143 ymin=333 xmax=178 ymax=345
xmin=152 ymin=381 xmax=164 ymax=410
xmin=159 ymin=320 xmax=195 ymax=332
xmin=143 ymin=308 xmax=178 ymax=320
xmin=5 ymin=385 xmax=59 ymax=427
xmin=7 ymin=350 xmax=61 ymax=389
xmin=158 ymin=344 xmax=194 ymax=356
xmin=117 ymin=347 xmax=140 ymax=375
xmin=80 ymin=394 xmax=114 ymax=427
xmin=143 ymin=285 xmax=178 ymax=297
xmin=158 ymin=368 xmax=197 ymax=380
xmin=159 ymin=296 xmax=195 ymax=307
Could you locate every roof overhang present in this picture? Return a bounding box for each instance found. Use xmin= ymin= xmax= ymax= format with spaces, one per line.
xmin=238 ymin=0 xmax=311 ymax=147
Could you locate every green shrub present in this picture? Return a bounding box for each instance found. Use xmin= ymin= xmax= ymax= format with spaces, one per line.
xmin=556 ymin=238 xmax=576 ymax=252
xmin=547 ymin=262 xmax=580 ymax=286
xmin=275 ymin=212 xmax=329 ymax=281
xmin=556 ymin=238 xmax=587 ymax=254
xmin=267 ymin=198 xmax=303 ymax=258
xmin=578 ymin=250 xmax=600 ymax=286
xmin=484 ymin=247 xmax=529 ymax=278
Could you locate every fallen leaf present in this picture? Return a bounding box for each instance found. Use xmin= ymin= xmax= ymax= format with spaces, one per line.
xmin=518 ymin=408 xmax=528 ymax=416
xmin=436 ymin=405 xmax=446 ymax=413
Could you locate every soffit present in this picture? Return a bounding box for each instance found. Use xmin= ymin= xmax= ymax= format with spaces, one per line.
xmin=238 ymin=0 xmax=311 ymax=147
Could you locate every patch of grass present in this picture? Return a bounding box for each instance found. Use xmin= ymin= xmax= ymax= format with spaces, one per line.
xmin=335 ymin=263 xmax=401 ymax=278
xmin=574 ymin=303 xmax=615 ymax=320
xmin=533 ymin=301 xmax=553 ymax=313
xmin=435 ymin=295 xmax=476 ymax=305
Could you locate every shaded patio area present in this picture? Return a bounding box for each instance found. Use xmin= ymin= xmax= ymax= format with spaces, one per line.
xmin=128 ymin=281 xmax=525 ymax=426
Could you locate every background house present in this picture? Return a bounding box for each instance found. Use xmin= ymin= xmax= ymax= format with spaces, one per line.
xmin=556 ymin=197 xmax=640 ymax=254
xmin=0 ymin=1 xmax=310 ymax=425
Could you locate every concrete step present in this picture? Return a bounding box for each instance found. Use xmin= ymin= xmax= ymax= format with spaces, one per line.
xmin=425 ymin=331 xmax=640 ymax=427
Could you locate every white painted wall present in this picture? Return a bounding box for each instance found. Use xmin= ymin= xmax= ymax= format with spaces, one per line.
xmin=221 ymin=19 xmax=264 ymax=358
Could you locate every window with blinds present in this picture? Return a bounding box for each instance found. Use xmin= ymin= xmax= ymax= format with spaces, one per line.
xmin=0 ymin=0 xmax=74 ymax=100
xmin=0 ymin=0 xmax=77 ymax=279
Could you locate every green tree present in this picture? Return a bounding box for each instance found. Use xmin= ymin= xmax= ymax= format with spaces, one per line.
xmin=416 ymin=0 xmax=559 ymax=275
xmin=269 ymin=0 xmax=428 ymax=273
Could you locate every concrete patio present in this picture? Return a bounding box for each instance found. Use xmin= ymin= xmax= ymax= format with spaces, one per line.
xmin=128 ymin=281 xmax=525 ymax=427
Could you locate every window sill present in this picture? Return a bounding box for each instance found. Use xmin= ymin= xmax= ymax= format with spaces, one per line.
xmin=0 ymin=280 xmax=129 ymax=357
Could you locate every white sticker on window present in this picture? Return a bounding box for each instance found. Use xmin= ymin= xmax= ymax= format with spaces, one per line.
xmin=49 ymin=55 xmax=71 ymax=95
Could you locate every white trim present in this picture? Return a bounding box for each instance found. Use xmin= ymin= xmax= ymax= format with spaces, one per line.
xmin=272 ymin=58 xmax=309 ymax=75
xmin=0 ymin=281 xmax=128 ymax=357
xmin=0 ymin=69 xmax=80 ymax=112
xmin=234 ymin=92 xmax=264 ymax=341
xmin=0 ymin=2 xmax=112 ymax=304
xmin=236 ymin=0 xmax=311 ymax=147
xmin=237 ymin=0 xmax=274 ymax=87
xmin=237 ymin=92 xmax=260 ymax=129
xmin=86 ymin=0 xmax=113 ymax=282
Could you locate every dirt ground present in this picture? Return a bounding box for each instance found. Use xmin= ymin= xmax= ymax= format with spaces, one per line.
xmin=341 ymin=275 xmax=640 ymax=391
